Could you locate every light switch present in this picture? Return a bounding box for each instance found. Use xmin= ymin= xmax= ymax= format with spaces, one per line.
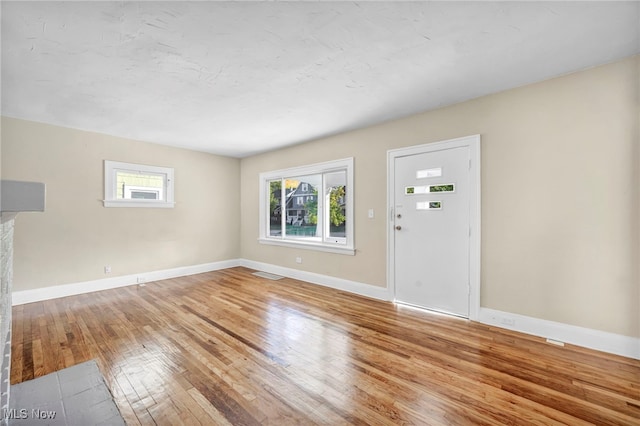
xmin=368 ymin=209 xmax=374 ymax=219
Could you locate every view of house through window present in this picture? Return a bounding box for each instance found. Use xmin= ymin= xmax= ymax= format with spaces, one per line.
xmin=116 ymin=171 xmax=165 ymax=200
xmin=261 ymin=158 xmax=353 ymax=253
xmin=269 ymin=172 xmax=347 ymax=242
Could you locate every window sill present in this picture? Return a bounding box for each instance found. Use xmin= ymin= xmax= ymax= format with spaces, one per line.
xmin=258 ymin=238 xmax=355 ymax=255
xmin=103 ymin=200 xmax=175 ymax=208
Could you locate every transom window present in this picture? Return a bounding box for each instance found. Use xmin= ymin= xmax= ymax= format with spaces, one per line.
xmin=103 ymin=160 xmax=175 ymax=208
xmin=259 ymin=158 xmax=354 ymax=255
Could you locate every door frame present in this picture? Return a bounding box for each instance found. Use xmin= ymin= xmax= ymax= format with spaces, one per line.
xmin=387 ymin=135 xmax=481 ymax=320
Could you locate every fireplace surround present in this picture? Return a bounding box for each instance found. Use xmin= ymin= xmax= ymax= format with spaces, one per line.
xmin=0 ymin=180 xmax=46 ymax=425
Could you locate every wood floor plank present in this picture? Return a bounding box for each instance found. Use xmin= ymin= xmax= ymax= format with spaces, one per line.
xmin=11 ymin=267 xmax=640 ymax=425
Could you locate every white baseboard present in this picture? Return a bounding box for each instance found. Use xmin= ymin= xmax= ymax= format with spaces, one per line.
xmin=11 ymin=259 xmax=242 ymax=306
xmin=12 ymin=258 xmax=637 ymax=360
xmin=479 ymin=307 xmax=640 ymax=360
xmin=239 ymin=261 xmax=639 ymax=359
xmin=238 ymin=259 xmax=393 ymax=302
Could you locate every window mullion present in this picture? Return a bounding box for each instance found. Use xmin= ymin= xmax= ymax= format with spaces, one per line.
xmin=316 ymin=174 xmax=322 ymax=240
xmin=322 ymin=173 xmax=328 ymax=241
xmin=280 ymin=178 xmax=285 ymax=239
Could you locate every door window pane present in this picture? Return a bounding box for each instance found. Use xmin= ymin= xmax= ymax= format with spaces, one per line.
xmin=429 ymin=184 xmax=455 ymax=193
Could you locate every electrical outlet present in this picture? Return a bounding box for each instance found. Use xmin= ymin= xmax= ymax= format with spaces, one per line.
xmin=137 ymin=276 xmax=147 ymax=284
xmin=368 ymin=209 xmax=375 ymax=219
xmin=104 ymin=265 xmax=111 ymax=274
xmin=295 ymin=256 xmax=302 ymax=264
xmin=501 ymin=317 xmax=515 ymax=326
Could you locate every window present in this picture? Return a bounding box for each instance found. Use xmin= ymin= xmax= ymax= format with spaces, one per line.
xmin=103 ymin=160 xmax=175 ymax=208
xmin=259 ymin=158 xmax=354 ymax=255
xmin=405 ymin=183 xmax=455 ymax=195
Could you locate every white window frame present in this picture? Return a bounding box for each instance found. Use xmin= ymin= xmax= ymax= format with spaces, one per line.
xmin=103 ymin=160 xmax=175 ymax=208
xmin=259 ymin=158 xmax=354 ymax=255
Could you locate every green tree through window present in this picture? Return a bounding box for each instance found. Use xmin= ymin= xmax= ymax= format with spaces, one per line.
xmin=329 ymin=186 xmax=346 ymax=227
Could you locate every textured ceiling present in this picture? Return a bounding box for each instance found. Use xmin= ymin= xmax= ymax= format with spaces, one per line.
xmin=2 ymin=1 xmax=639 ymax=157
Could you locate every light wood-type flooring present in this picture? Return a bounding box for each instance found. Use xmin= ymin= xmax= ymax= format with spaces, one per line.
xmin=11 ymin=267 xmax=640 ymax=425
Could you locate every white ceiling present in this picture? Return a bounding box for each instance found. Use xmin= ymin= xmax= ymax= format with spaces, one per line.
xmin=2 ymin=2 xmax=639 ymax=158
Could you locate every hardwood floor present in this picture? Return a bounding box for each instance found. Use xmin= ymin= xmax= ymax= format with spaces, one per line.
xmin=11 ymin=267 xmax=640 ymax=425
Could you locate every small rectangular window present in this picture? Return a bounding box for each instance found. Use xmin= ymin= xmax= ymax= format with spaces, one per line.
xmin=104 ymin=161 xmax=174 ymax=208
xmin=430 ymin=184 xmax=455 ymax=193
xmin=416 ymin=168 xmax=442 ymax=179
xmin=417 ymin=201 xmax=442 ymax=210
xmin=405 ymin=183 xmax=455 ymax=195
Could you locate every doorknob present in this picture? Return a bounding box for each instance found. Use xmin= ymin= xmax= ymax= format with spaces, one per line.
xmin=395 ymin=225 xmax=402 ymax=230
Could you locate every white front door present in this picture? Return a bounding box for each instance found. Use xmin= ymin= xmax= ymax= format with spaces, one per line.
xmin=390 ymin=138 xmax=477 ymax=317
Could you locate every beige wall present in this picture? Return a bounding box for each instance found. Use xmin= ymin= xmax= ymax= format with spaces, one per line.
xmin=241 ymin=56 xmax=639 ymax=338
xmin=1 ymin=117 xmax=240 ymax=291
xmin=1 ymin=57 xmax=637 ymax=339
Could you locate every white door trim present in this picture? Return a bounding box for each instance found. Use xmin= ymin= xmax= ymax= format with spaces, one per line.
xmin=387 ymin=135 xmax=481 ymax=321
